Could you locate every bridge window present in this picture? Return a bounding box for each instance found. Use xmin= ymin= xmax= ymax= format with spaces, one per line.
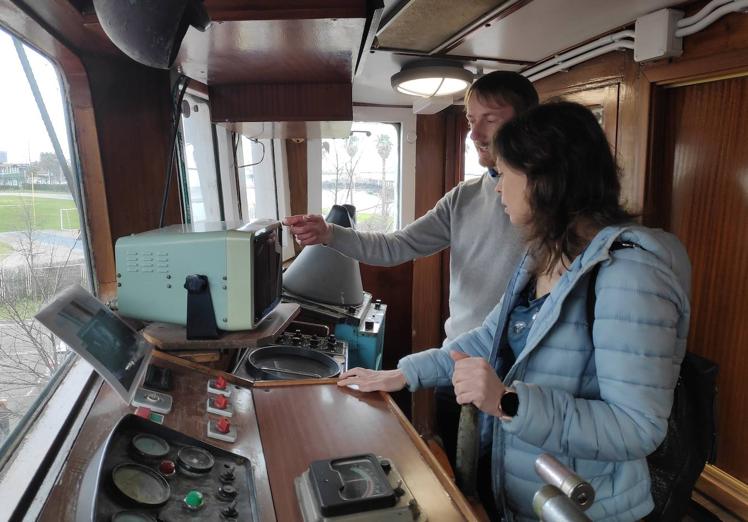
xmin=0 ymin=28 xmax=90 ymax=455
xmin=321 ymin=122 xmax=401 ymax=232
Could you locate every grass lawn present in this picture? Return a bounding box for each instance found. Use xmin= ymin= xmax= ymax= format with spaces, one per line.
xmin=0 ymin=240 xmax=13 ymax=257
xmin=0 ymin=297 xmax=42 ymax=320
xmin=0 ymin=195 xmax=79 ymax=232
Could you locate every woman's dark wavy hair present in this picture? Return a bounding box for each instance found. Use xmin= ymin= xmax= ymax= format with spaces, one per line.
xmin=492 ymin=101 xmax=635 ymax=273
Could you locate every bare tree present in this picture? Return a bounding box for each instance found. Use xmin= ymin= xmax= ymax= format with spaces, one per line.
xmin=0 ymin=198 xmax=82 ymax=432
xmin=375 ymin=134 xmax=393 ymax=218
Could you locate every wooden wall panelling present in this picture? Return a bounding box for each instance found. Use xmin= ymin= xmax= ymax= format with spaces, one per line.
xmin=410 ymin=112 xmax=447 ymax=435
xmin=656 ymin=77 xmax=748 ymax=487
xmin=210 ymin=83 xmax=353 ymax=123
xmin=360 ymin=262 xmax=413 ymax=416
xmin=82 ymin=57 xmax=181 ymax=241
xmin=638 ymin=6 xmax=748 ymax=514
xmin=5 ymin=0 xmax=119 ymax=55
xmin=285 ymin=138 xmax=308 ymax=256
xmin=440 ymin=108 xmax=469 ymax=331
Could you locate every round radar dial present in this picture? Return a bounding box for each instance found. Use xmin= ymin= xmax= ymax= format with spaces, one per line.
xmin=131 ymin=433 xmax=170 ymax=460
xmin=111 ymin=511 xmax=157 ymax=522
xmin=111 ymin=463 xmax=171 ymax=506
xmin=177 ymin=446 xmax=215 ymax=474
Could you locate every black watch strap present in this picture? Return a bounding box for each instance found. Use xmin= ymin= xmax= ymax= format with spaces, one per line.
xmin=500 ymin=391 xmax=519 ymax=418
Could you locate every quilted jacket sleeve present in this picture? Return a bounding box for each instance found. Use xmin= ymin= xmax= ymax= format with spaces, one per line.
xmin=502 ymin=250 xmax=690 ymax=461
xmin=397 ymin=296 xmax=504 ymax=391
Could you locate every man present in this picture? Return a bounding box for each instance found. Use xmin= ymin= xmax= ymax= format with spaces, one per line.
xmin=284 ymin=71 xmax=538 ymax=462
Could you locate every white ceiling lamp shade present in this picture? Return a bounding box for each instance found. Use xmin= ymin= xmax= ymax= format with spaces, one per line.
xmin=391 ymin=60 xmax=474 ymax=98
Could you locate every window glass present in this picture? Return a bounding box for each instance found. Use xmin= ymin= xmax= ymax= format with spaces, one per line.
xmin=321 ymin=122 xmax=400 ymax=232
xmin=0 ymin=29 xmax=89 ymax=449
xmin=238 ymin=136 xmax=277 ymax=221
xmin=464 ymin=136 xmax=484 ymax=181
xmin=179 ymin=94 xmax=222 ymax=223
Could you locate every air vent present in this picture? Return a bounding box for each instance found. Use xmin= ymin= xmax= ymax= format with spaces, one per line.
xmin=377 ymin=0 xmax=506 ymax=53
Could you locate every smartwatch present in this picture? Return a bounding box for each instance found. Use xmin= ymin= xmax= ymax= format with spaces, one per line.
xmin=499 ymin=388 xmax=519 ymax=420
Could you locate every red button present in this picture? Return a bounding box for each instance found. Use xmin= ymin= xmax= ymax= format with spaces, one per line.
xmin=214 ymin=395 xmax=228 ymax=409
xmin=159 ymin=459 xmax=176 ymax=475
xmin=135 ymin=407 xmax=151 ymax=419
xmin=216 ymin=418 xmax=231 ymax=434
xmin=214 ymin=376 xmax=227 ymax=390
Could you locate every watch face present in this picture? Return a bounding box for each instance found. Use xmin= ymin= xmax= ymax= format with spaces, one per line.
xmin=501 ymin=391 xmax=519 ymax=417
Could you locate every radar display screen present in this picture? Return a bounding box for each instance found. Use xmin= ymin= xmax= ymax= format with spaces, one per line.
xmin=35 ymin=285 xmax=152 ymax=402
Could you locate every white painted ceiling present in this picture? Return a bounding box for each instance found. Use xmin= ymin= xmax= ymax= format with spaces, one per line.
xmin=353 ymin=0 xmax=689 ymax=106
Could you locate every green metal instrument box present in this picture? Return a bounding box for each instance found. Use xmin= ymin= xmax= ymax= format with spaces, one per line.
xmin=115 ymin=220 xmax=282 ymax=331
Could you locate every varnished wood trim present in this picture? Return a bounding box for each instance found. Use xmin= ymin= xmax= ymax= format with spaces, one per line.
xmin=253 ymin=378 xmax=340 ymax=388
xmin=643 ymin=48 xmax=748 ymax=85
xmin=381 ymin=391 xmax=480 ymax=521
xmin=204 ymin=0 xmax=368 ymax=22
xmin=696 ymin=465 xmax=748 ymax=519
xmin=210 ymin=82 xmax=353 ymax=123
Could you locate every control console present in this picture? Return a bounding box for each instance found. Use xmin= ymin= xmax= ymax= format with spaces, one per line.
xmin=78 ymin=414 xmax=258 ymax=522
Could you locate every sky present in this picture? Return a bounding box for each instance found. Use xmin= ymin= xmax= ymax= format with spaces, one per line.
xmin=0 ymin=28 xmax=71 ymax=165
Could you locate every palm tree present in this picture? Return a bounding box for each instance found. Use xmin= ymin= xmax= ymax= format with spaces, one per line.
xmin=375 ymin=134 xmax=392 ymax=217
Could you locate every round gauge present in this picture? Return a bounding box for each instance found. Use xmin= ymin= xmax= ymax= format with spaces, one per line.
xmin=177 ymin=446 xmax=215 ymax=474
xmin=111 ymin=463 xmax=171 ymax=506
xmin=111 ymin=511 xmax=157 ymax=522
xmin=131 ymin=433 xmax=170 ymax=459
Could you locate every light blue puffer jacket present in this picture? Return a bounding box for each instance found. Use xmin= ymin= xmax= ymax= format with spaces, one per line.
xmin=398 ymin=226 xmax=691 ymax=521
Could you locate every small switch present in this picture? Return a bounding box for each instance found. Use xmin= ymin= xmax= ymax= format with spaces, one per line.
xmin=365 ymin=320 xmax=374 ymax=330
xmin=218 ymin=484 xmax=238 ymax=500
xmin=213 ymin=395 xmax=228 ymax=410
xmin=374 ymin=299 xmax=382 ymax=310
xmin=217 ymin=418 xmax=231 ymax=434
xmin=221 ymin=500 xmax=239 ymax=518
xmin=214 ymin=376 xmax=227 ymax=390
xmin=220 ymin=464 xmax=236 ymax=483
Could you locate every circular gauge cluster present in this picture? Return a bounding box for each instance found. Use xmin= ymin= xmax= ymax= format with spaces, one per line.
xmin=131 ymin=433 xmax=170 ymax=460
xmin=111 ymin=463 xmax=171 ymax=506
xmin=177 ymin=446 xmax=215 ymax=474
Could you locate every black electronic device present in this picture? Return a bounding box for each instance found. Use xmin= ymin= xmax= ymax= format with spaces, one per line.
xmin=294 ymin=454 xmax=426 ymax=521
xmin=77 ymin=414 xmax=258 ymax=522
xmin=144 ymin=365 xmax=173 ymax=391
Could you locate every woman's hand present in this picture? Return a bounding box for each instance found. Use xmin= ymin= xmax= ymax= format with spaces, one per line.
xmin=337 ymin=368 xmax=407 ymax=392
xmin=282 ymin=214 xmax=332 ymax=246
xmin=450 ymin=351 xmax=506 ymax=417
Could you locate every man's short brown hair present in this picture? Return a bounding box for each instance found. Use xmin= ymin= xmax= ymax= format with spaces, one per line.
xmin=465 ymin=71 xmax=539 ymax=115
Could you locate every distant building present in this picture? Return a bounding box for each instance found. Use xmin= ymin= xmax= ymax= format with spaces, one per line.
xmin=0 ymin=151 xmax=7 ymax=163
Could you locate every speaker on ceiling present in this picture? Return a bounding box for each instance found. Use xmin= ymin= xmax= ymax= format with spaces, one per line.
xmin=92 ymin=0 xmax=211 ymax=69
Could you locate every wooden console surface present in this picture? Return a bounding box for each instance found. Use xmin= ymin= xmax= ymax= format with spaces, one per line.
xmin=37 ymin=354 xmax=474 ymax=521
xmin=253 ymin=383 xmax=471 ymax=521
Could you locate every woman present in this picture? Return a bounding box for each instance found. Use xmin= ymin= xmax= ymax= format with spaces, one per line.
xmin=338 ymin=101 xmax=690 ymax=521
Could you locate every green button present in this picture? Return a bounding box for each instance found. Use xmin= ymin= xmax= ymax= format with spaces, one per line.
xmin=184 ymin=490 xmax=204 ymax=509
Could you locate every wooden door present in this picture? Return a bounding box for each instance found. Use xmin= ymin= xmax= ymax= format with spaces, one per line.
xmin=654 ymin=75 xmax=748 ymax=495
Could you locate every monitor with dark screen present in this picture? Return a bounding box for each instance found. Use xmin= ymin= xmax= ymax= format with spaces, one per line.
xmin=35 ymin=285 xmax=152 ymax=402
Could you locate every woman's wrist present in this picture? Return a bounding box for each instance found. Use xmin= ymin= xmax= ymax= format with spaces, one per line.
xmin=498 ymin=386 xmax=518 ymax=420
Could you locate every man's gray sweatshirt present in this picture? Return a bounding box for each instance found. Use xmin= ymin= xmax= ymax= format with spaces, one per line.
xmin=328 ymin=172 xmax=524 ymax=341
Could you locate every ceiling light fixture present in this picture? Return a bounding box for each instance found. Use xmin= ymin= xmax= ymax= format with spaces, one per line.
xmin=391 ymin=60 xmax=474 ymax=98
